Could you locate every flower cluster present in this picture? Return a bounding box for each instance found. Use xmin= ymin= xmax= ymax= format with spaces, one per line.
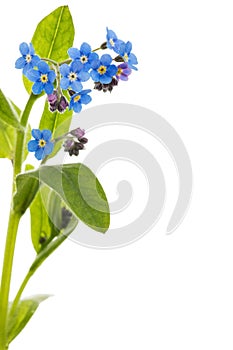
xmin=16 ymin=29 xmax=137 ymax=160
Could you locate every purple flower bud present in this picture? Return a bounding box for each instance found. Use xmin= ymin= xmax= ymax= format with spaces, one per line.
xmin=63 ymin=139 xmax=75 ymax=151
xmin=58 ymin=96 xmax=69 ymax=113
xmin=79 ymin=137 xmax=88 ymax=144
xmin=47 ymin=90 xmax=58 ymax=104
xmin=70 ymin=127 xmax=85 ymax=139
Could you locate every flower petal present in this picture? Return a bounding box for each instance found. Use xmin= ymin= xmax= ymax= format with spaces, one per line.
xmin=80 ymin=42 xmax=91 ymax=55
xmin=32 ymin=82 xmax=44 ymax=95
xmin=44 ymin=83 xmax=54 ymax=95
xmin=48 ymin=70 xmax=56 ymax=83
xmin=68 ymin=47 xmax=80 ymax=60
xmin=89 ymin=52 xmax=99 ymax=62
xmin=60 ymin=77 xmax=70 ymax=90
xmin=15 ymin=57 xmax=26 ymax=69
xmin=99 ymin=74 xmax=112 ymax=84
xmin=41 ymin=129 xmax=52 ymax=141
xmin=78 ymin=70 xmax=90 ymax=82
xmin=80 ymin=89 xmax=92 ymax=95
xmin=90 ymin=70 xmax=100 ymax=82
xmin=44 ymin=141 xmax=54 ymax=155
xmin=100 ymin=54 xmax=112 ymax=66
xmin=28 ymin=140 xmax=39 ymax=152
xmin=37 ymin=60 xmax=50 ymax=73
xmin=107 ymin=64 xmax=118 ymax=76
xmin=71 ymin=60 xmax=83 ymax=73
xmin=81 ymin=94 xmax=92 ymax=105
xmin=90 ymin=59 xmax=100 ymax=70
xmin=31 ymin=55 xmax=40 ymax=67
xmin=19 ymin=42 xmax=29 ymax=55
xmin=35 ymin=147 xmax=45 ymax=160
xmin=129 ymin=53 xmax=138 ymax=65
xmin=71 ymin=80 xmax=83 ymax=92
xmin=22 ymin=64 xmax=31 ymax=75
xmin=26 ymin=69 xmax=40 ymax=82
xmin=29 ymin=43 xmax=35 ymax=55
xmin=60 ymin=64 xmax=70 ymax=77
xmin=125 ymin=41 xmax=132 ymax=54
xmin=32 ymin=129 xmax=42 ymax=140
xmin=106 ymin=28 xmax=117 ymax=41
xmin=73 ymin=102 xmax=82 ymax=113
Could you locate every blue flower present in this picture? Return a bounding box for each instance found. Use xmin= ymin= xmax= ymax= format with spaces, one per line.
xmin=115 ymin=41 xmax=138 ymax=70
xmin=90 ymin=54 xmax=118 ymax=84
xmin=106 ymin=28 xmax=124 ymax=52
xmin=68 ymin=43 xmax=99 ymax=71
xmin=116 ymin=63 xmax=132 ymax=81
xmin=15 ymin=42 xmax=40 ymax=75
xmin=28 ymin=129 xmax=54 ymax=160
xmin=27 ymin=61 xmax=56 ymax=95
xmin=69 ymin=89 xmax=92 ymax=113
xmin=60 ymin=61 xmax=90 ymax=92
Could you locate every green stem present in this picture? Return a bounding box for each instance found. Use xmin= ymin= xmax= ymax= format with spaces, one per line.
xmin=0 ymin=93 xmax=38 ymax=349
xmin=14 ymin=93 xmax=38 ymax=180
xmin=0 ymin=211 xmax=21 ymax=350
xmin=9 ymin=233 xmax=69 ymax=318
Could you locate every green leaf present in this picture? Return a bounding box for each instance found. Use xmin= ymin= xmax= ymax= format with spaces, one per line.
xmin=7 ymin=295 xmax=50 ymax=344
xmin=13 ymin=173 xmax=39 ymax=215
xmin=15 ymin=164 xmax=110 ymax=233
xmin=23 ymin=6 xmax=75 ymax=94
xmin=0 ymin=122 xmax=16 ymax=160
xmin=0 ymin=100 xmax=30 ymax=161
xmin=0 ymin=90 xmax=21 ymax=129
xmin=39 ymin=101 xmax=73 ymax=158
xmin=30 ymin=185 xmax=78 ymax=253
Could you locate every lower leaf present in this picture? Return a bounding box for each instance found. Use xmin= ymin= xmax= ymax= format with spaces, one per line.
xmin=7 ymin=295 xmax=51 ymax=344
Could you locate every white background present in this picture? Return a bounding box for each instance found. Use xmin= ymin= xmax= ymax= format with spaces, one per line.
xmin=0 ymin=0 xmax=233 ymax=349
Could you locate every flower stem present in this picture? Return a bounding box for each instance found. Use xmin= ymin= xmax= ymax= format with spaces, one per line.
xmin=13 ymin=93 xmax=38 ymax=181
xmin=0 ymin=93 xmax=38 ymax=349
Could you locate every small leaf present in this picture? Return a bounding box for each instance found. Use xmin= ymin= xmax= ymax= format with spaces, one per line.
xmin=23 ymin=6 xmax=75 ymax=94
xmin=13 ymin=173 xmax=39 ymax=215
xmin=0 ymin=90 xmax=21 ymax=129
xmin=16 ymin=164 xmax=110 ymax=233
xmin=0 ymin=100 xmax=28 ymax=161
xmin=39 ymin=100 xmax=73 ymax=158
xmin=7 ymin=295 xmax=50 ymax=344
xmin=30 ymin=185 xmax=78 ymax=253
xmin=0 ymin=122 xmax=16 ymax=160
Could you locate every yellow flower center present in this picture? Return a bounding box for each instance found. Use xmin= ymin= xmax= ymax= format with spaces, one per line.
xmin=117 ymin=68 xmax=123 ymax=76
xmin=38 ymin=139 xmax=46 ymax=148
xmin=26 ymin=54 xmax=32 ymax=63
xmin=98 ymin=65 xmax=107 ymax=75
xmin=80 ymin=55 xmax=88 ymax=63
xmin=68 ymin=72 xmax=77 ymax=81
xmin=40 ymin=74 xmax=48 ymax=83
xmin=74 ymin=95 xmax=81 ymax=102
xmin=123 ymin=53 xmax=129 ymax=62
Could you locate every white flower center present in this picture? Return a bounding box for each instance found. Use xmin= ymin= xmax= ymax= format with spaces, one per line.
xmin=80 ymin=55 xmax=88 ymax=64
xmin=68 ymin=72 xmax=77 ymax=81
xmin=109 ymin=38 xmax=115 ymax=47
xmin=26 ymin=54 xmax=32 ymax=63
xmin=123 ymin=53 xmax=129 ymax=62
